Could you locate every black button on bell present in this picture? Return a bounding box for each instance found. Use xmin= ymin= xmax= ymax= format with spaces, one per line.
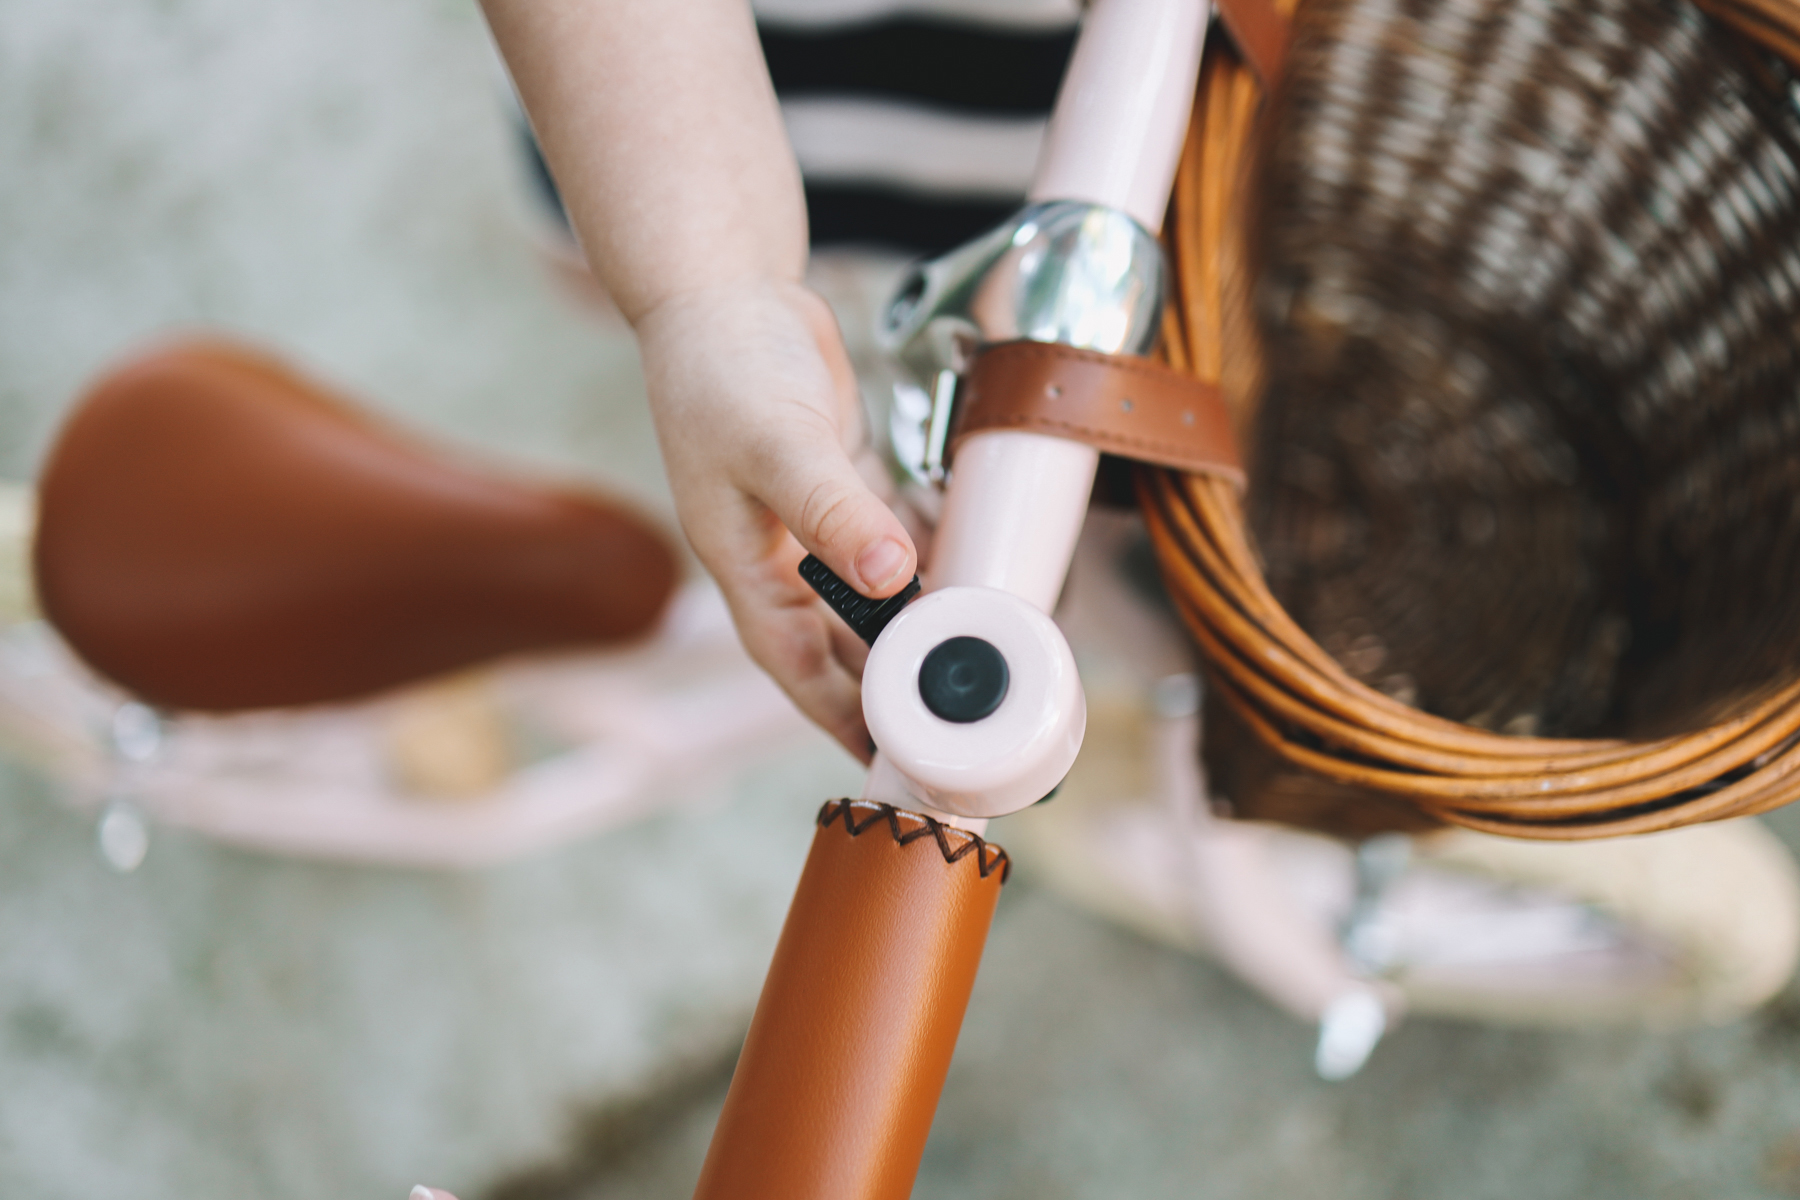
xmin=918 ymin=636 xmax=1009 ymax=723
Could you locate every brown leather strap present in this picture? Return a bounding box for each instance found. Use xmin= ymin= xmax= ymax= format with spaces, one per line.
xmin=951 ymin=339 xmax=1245 ymax=487
xmin=693 ymin=801 xmax=1008 ymax=1200
xmin=1215 ymin=0 xmax=1291 ymax=87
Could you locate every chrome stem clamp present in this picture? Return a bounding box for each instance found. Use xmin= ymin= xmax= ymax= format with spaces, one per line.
xmin=876 ymin=199 xmax=1171 ymax=493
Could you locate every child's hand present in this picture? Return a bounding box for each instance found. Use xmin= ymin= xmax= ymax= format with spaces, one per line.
xmin=481 ymin=0 xmax=903 ymax=757
xmin=637 ymin=276 xmax=918 ymax=760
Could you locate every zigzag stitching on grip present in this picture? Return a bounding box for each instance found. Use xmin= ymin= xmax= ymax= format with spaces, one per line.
xmin=817 ymin=799 xmax=1012 ymax=883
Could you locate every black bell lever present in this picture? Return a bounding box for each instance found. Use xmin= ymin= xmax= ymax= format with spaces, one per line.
xmin=797 ymin=554 xmax=921 ymax=646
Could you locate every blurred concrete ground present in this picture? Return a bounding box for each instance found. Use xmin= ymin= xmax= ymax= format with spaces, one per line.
xmin=5 ymin=1 xmax=1800 ymax=1198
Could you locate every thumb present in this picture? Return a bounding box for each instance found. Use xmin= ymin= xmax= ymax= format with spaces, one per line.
xmin=753 ymin=425 xmax=917 ymax=598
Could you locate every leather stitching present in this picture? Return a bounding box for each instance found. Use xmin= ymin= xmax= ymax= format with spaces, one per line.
xmin=953 ymin=340 xmax=1245 ymax=483
xmin=817 ymin=799 xmax=1012 ymax=883
xmin=986 ymin=341 xmax=1186 ymax=379
xmin=976 ymin=341 xmax=1212 ymax=389
xmin=956 ymin=411 xmax=1245 ymax=480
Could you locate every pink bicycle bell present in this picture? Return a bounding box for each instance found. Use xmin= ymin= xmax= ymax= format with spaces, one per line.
xmin=863 ymin=586 xmax=1085 ymax=820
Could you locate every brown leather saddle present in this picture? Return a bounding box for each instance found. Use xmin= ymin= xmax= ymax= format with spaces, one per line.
xmin=33 ymin=340 xmax=680 ymax=711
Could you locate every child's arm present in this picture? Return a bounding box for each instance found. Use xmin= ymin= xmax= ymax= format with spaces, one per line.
xmin=482 ymin=0 xmax=917 ymax=759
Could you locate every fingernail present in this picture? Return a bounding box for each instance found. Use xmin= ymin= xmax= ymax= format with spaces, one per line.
xmin=411 ymin=1187 xmax=442 ymax=1200
xmin=854 ymin=539 xmax=908 ymax=592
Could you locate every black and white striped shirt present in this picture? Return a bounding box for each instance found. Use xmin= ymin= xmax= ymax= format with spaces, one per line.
xmin=758 ymin=0 xmax=1077 ymax=252
xmin=520 ymin=1 xmax=1079 ymax=257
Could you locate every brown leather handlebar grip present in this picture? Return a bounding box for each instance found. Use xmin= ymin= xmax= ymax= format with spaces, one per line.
xmin=693 ymin=800 xmax=1010 ymax=1200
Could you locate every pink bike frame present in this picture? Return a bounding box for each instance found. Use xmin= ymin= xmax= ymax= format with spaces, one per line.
xmin=692 ymin=4 xmax=1210 ymax=1197
xmin=865 ymin=0 xmax=1209 ymax=828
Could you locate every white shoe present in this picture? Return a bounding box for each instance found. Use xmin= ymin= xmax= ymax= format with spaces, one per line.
xmin=1011 ymin=515 xmax=1800 ymax=1078
xmin=1011 ymin=671 xmax=1800 ymax=1070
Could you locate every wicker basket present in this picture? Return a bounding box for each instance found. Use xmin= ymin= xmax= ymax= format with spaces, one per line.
xmin=1144 ymin=0 xmax=1800 ymax=838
